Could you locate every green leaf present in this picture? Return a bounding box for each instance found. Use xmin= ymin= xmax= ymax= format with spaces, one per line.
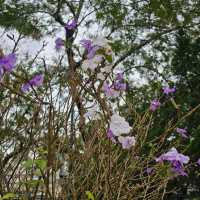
xmin=22 ymin=159 xmax=33 ymax=169
xmin=35 ymin=159 xmax=47 ymax=171
xmin=21 ymin=179 xmax=43 ymax=187
xmin=35 ymin=168 xmax=42 ymax=176
xmin=37 ymin=147 xmax=48 ymax=155
xmin=105 ymin=55 xmax=113 ymax=63
xmin=86 ymin=191 xmax=95 ymax=200
xmin=0 ymin=193 xmax=16 ymax=200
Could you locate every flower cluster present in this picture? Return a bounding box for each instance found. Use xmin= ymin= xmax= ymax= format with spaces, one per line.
xmin=156 ymin=147 xmax=189 ymax=176
xmin=79 ymin=38 xmax=133 ymax=149
xmin=103 ymin=72 xmax=126 ymax=98
xmin=80 ymin=38 xmax=134 ymax=149
xmin=0 ymin=51 xmax=43 ymax=93
xmin=81 ymin=37 xmax=112 ymax=72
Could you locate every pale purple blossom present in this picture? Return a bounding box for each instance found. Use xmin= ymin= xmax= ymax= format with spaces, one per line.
xmin=80 ymin=39 xmax=99 ymax=59
xmin=109 ymin=114 xmax=132 ymax=136
xmin=118 ymin=136 xmax=136 ymax=149
xmin=80 ymin=39 xmax=92 ymax=49
xmin=55 ymin=38 xmax=65 ymax=51
xmin=65 ymin=19 xmax=77 ymax=30
xmin=21 ymin=74 xmax=44 ymax=93
xmin=156 ymin=147 xmax=189 ymax=176
xmin=0 ymin=53 xmax=16 ymax=72
xmin=21 ymin=83 xmax=31 ymax=93
xmin=155 ymin=148 xmax=189 ymax=164
xmin=163 ymin=86 xmax=176 ymax=95
xmin=103 ymin=81 xmax=120 ymax=97
xmin=80 ymin=37 xmax=111 ymax=60
xmin=150 ymin=99 xmax=161 ymax=111
xmin=176 ymin=128 xmax=188 ymax=139
xmin=102 ymin=73 xmax=126 ymax=97
xmin=29 ymin=74 xmax=43 ymax=86
xmin=87 ymin=46 xmax=100 ymax=59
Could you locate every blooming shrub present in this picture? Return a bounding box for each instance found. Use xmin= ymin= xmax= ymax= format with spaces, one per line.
xmin=1 ymin=11 xmax=200 ymax=200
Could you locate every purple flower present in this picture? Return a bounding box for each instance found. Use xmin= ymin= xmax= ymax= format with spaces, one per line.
xmin=176 ymin=128 xmax=188 ymax=139
xmin=21 ymin=83 xmax=31 ymax=93
xmin=55 ymin=38 xmax=65 ymax=51
xmin=29 ymin=74 xmax=43 ymax=86
xmin=163 ymin=86 xmax=176 ymax=95
xmin=156 ymin=147 xmax=189 ymax=176
xmin=80 ymin=39 xmax=92 ymax=49
xmin=80 ymin=39 xmax=101 ymax=59
xmin=80 ymin=39 xmax=92 ymax=50
xmin=118 ymin=136 xmax=136 ymax=149
xmin=65 ymin=19 xmax=77 ymax=30
xmin=21 ymin=74 xmax=44 ymax=93
xmin=150 ymin=99 xmax=161 ymax=112
xmin=155 ymin=148 xmax=189 ymax=164
xmin=87 ymin=46 xmax=99 ymax=59
xmin=103 ymin=81 xmax=120 ymax=97
xmin=80 ymin=39 xmax=99 ymax=59
xmin=0 ymin=53 xmax=16 ymax=72
xmin=102 ymin=74 xmax=126 ymax=98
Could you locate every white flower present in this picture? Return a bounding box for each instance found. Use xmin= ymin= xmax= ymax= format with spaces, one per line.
xmin=118 ymin=136 xmax=136 ymax=149
xmin=82 ymin=55 xmax=103 ymax=71
xmin=109 ymin=114 xmax=132 ymax=136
